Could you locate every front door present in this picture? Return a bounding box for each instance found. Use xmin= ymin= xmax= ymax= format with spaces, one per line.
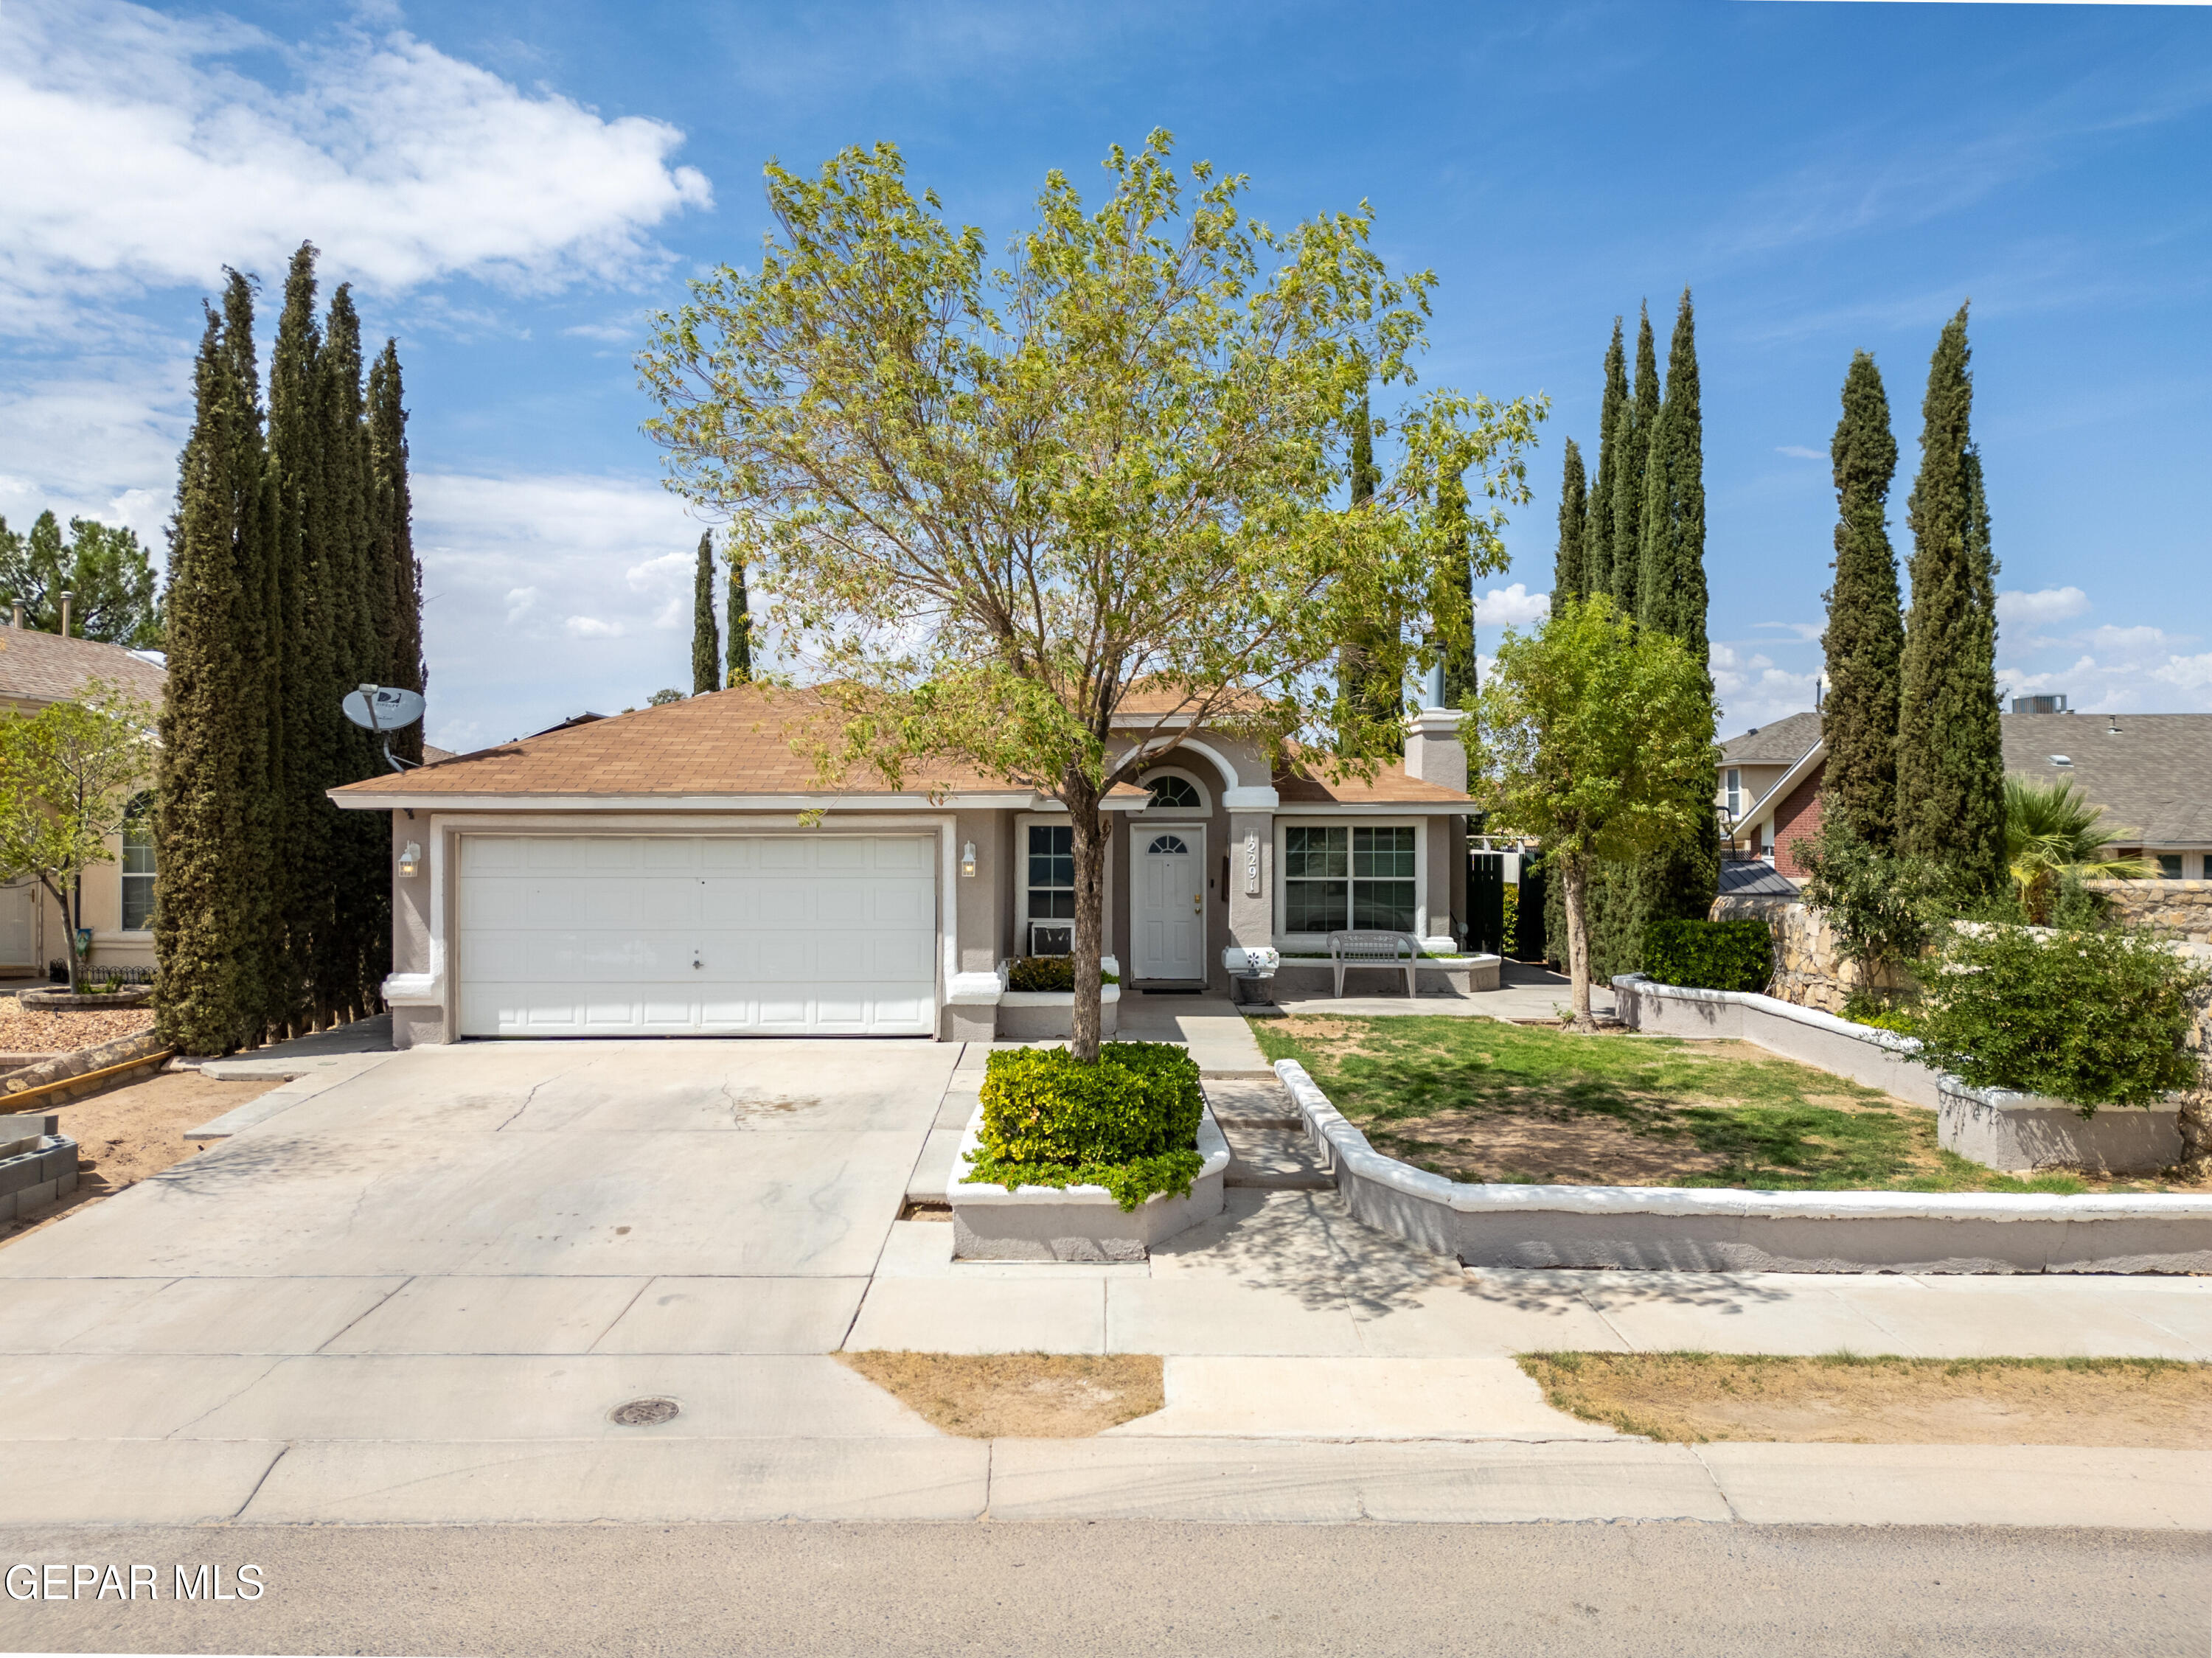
xmin=1135 ymin=829 xmax=1204 ymax=980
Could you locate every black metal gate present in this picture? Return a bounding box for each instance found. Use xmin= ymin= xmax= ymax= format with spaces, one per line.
xmin=1514 ymin=851 xmax=1548 ymax=964
xmin=1467 ymin=850 xmax=1505 ymax=957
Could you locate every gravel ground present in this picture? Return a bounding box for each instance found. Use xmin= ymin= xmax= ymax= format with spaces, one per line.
xmin=0 ymin=997 xmax=155 ymax=1054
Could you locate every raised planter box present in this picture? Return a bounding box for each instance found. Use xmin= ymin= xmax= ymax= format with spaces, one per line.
xmin=1275 ymin=1059 xmax=2212 ymax=1274
xmin=20 ymin=986 xmax=152 ymax=1011
xmin=1267 ymin=953 xmax=1502 ymax=1000
xmin=995 ymin=983 xmax=1121 ymax=1041
xmin=1616 ymin=973 xmax=2186 ymax=1176
xmin=947 ymin=1102 xmax=1229 ymax=1261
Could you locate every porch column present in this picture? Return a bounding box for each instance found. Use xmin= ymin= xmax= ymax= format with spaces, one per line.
xmin=1225 ymin=804 xmax=1276 ymax=957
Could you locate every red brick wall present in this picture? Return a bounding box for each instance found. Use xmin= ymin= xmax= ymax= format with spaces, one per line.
xmin=1772 ymin=759 xmax=1825 ymax=877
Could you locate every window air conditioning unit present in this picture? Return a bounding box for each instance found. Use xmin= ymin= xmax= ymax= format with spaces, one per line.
xmin=1029 ymin=921 xmax=1074 ymax=957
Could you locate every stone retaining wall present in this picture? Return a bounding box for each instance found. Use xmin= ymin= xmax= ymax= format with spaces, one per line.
xmin=0 ymin=1030 xmax=169 ymax=1103
xmin=2082 ymin=879 xmax=2212 ymax=944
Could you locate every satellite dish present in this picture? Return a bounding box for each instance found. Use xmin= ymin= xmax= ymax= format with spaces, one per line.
xmin=343 ymin=685 xmax=425 ymax=732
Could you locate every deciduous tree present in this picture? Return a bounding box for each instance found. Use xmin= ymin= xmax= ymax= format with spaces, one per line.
xmin=641 ymin=133 xmax=1541 ymax=1060
xmin=1467 ymin=596 xmax=1716 ymax=1027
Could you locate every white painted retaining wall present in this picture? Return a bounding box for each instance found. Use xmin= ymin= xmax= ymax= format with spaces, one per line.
xmin=947 ymin=1104 xmax=1228 ymax=1261
xmin=1274 ymin=1059 xmax=2212 ymax=1274
xmin=1615 ymin=974 xmax=2185 ymax=1175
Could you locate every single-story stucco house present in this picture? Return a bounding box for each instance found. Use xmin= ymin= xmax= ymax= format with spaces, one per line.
xmin=0 ymin=616 xmax=168 ymax=979
xmin=332 ymin=684 xmax=1475 ymax=1045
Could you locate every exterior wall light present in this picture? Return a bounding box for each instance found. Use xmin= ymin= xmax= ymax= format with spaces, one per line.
xmin=960 ymin=840 xmax=978 ymax=879
xmin=397 ymin=841 xmax=422 ymax=879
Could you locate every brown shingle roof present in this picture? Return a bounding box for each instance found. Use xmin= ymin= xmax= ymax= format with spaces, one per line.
xmin=1719 ymin=710 xmax=1822 ymax=765
xmin=1273 ymin=759 xmax=1471 ymax=805
xmin=0 ymin=627 xmax=165 ymax=708
xmin=333 ymin=684 xmax=1139 ymax=800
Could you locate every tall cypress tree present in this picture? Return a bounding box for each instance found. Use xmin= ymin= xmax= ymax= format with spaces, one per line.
xmin=1820 ymin=351 xmax=1904 ymax=849
xmin=1628 ymin=288 xmax=1719 ymax=933
xmin=321 ymin=285 xmax=387 ymax=1020
xmin=367 ymin=339 xmax=424 ymax=764
xmin=1337 ymin=382 xmax=1399 ymax=751
xmin=1585 ymin=321 xmax=1626 ymax=599
xmin=1613 ymin=304 xmax=1658 ymax=621
xmin=1438 ymin=469 xmax=1477 ymax=707
xmin=154 ymin=277 xmax=269 ymax=1054
xmin=726 ymin=540 xmax=754 ymax=686
xmin=691 ymin=532 xmax=720 ymax=694
xmin=1896 ymin=304 xmax=2004 ymax=891
xmin=265 ymin=245 xmax=325 ymax=1038
xmin=1551 ymin=438 xmax=1587 ymax=602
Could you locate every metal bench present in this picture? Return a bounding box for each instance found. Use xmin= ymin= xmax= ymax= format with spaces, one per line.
xmin=1326 ymin=930 xmax=1420 ymax=998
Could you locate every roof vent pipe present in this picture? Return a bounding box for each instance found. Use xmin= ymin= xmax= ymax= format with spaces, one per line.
xmin=58 ymin=591 xmax=72 ymax=638
xmin=6 ymin=597 xmax=18 ymax=629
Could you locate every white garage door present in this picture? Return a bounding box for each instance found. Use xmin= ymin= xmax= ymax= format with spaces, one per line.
xmin=457 ymin=835 xmax=938 ymax=1037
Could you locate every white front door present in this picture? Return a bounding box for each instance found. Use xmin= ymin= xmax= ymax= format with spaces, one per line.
xmin=1135 ymin=828 xmax=1204 ymax=980
xmin=456 ymin=834 xmax=938 ymax=1037
xmin=0 ymin=882 xmax=33 ymax=967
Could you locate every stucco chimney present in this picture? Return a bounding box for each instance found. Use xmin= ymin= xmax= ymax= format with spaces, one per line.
xmin=7 ymin=598 xmax=18 ymax=629
xmin=1402 ymin=708 xmax=1468 ymax=795
xmin=58 ymin=591 xmax=72 ymax=638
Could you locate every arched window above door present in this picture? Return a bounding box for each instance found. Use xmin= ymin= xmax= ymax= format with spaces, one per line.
xmin=1146 ymin=834 xmax=1192 ymax=856
xmin=1141 ymin=770 xmax=1207 ymax=813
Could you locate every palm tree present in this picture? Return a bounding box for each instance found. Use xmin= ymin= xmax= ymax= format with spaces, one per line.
xmin=2003 ymin=773 xmax=2149 ymax=924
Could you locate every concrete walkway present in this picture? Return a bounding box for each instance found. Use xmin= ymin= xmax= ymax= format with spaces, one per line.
xmin=1267 ymin=961 xmax=1615 ymax=1022
xmin=3 ymin=1036 xmax=2206 ymax=1530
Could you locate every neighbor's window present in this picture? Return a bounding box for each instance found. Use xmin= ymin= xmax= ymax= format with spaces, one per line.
xmin=1145 ymin=774 xmax=1203 ymax=811
xmin=2159 ymin=853 xmax=2184 ymax=879
xmin=1723 ymin=768 xmax=1741 ymax=817
xmin=1282 ymin=826 xmax=1417 ymax=933
xmin=122 ymin=793 xmax=156 ymax=931
xmin=1026 ymin=823 xmax=1075 ymax=919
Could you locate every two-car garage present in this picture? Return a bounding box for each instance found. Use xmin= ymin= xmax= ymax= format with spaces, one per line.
xmin=454 ymin=833 xmax=939 ymax=1037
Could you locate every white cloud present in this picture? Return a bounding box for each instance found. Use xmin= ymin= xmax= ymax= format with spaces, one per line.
xmin=1753 ymin=620 xmax=1823 ymax=643
xmin=1474 ymin=583 xmax=1550 ymax=629
xmin=0 ymin=0 xmax=712 ymax=330
xmin=412 ymin=470 xmax=717 ymax=748
xmin=1711 ymin=642 xmax=1818 ymax=733
xmin=1995 ymin=586 xmax=2090 ymax=627
xmin=1773 ymin=445 xmax=1824 ymax=461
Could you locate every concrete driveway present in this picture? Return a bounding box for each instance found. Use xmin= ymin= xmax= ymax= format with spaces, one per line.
xmin=0 ymin=1038 xmax=976 ymax=1524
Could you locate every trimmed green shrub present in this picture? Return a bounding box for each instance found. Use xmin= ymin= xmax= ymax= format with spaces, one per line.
xmin=1641 ymin=918 xmax=1773 ymax=994
xmin=964 ymin=1041 xmax=1205 ymax=1210
xmin=1003 ymin=957 xmax=1119 ymax=991
xmin=1912 ymin=924 xmax=2208 ymax=1112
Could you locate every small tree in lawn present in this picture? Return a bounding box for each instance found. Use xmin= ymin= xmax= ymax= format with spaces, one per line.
xmin=0 ymin=683 xmax=157 ymax=990
xmin=1465 ymin=596 xmax=1715 ymax=1028
xmin=641 ymin=133 xmax=1542 ymax=1061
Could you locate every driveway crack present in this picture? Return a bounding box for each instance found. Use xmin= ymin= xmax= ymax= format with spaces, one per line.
xmin=232 ymin=1443 xmax=291 ymax=1519
xmin=495 ymin=1080 xmax=548 ymax=1133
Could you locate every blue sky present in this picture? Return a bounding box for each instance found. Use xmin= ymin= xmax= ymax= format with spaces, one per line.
xmin=1 ymin=0 xmax=2207 ymax=753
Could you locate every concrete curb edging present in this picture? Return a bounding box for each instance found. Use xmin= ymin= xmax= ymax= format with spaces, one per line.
xmin=1273 ymin=1059 xmax=2212 ymax=1273
xmin=947 ymin=1104 xmax=1230 ymax=1261
xmin=1614 ymin=973 xmax=2188 ymax=1174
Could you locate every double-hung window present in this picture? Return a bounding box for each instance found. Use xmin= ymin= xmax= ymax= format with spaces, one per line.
xmin=121 ymin=793 xmax=156 ymax=931
xmin=1282 ymin=826 xmax=1416 ymax=933
xmin=1026 ymin=824 xmax=1075 ymax=920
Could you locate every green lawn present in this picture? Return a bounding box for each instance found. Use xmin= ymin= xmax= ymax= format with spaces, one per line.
xmin=1250 ymin=1014 xmax=2116 ymax=1194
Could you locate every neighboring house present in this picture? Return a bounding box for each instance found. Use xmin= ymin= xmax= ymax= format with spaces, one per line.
xmin=330 ymin=685 xmax=1472 ymax=1045
xmin=0 ymin=619 xmax=167 ymax=979
xmin=1717 ymin=710 xmax=1822 ymax=832
xmin=1722 ymin=701 xmax=2212 ymax=879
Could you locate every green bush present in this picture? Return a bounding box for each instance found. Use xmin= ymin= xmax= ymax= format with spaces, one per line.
xmin=1912 ymin=924 xmax=2209 ymax=1112
xmin=1003 ymin=957 xmax=1119 ymax=991
xmin=1641 ymin=918 xmax=1773 ymax=994
xmin=964 ymin=1041 xmax=1205 ymax=1210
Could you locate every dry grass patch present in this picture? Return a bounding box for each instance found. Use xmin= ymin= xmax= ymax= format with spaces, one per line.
xmin=838 ymin=1351 xmax=1164 ymax=1437
xmin=1519 ymin=1351 xmax=2212 ymax=1448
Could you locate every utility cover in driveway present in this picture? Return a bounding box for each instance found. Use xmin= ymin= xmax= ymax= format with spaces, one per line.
xmin=457 ymin=834 xmax=936 ymax=1037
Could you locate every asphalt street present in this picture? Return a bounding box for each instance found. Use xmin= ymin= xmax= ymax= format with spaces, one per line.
xmin=1 ymin=1521 xmax=2205 ymax=1657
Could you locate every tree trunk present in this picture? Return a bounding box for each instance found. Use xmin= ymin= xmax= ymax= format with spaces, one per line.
xmin=1560 ymin=849 xmax=1595 ymax=1031
xmin=1068 ymin=780 xmax=1108 ymax=1064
